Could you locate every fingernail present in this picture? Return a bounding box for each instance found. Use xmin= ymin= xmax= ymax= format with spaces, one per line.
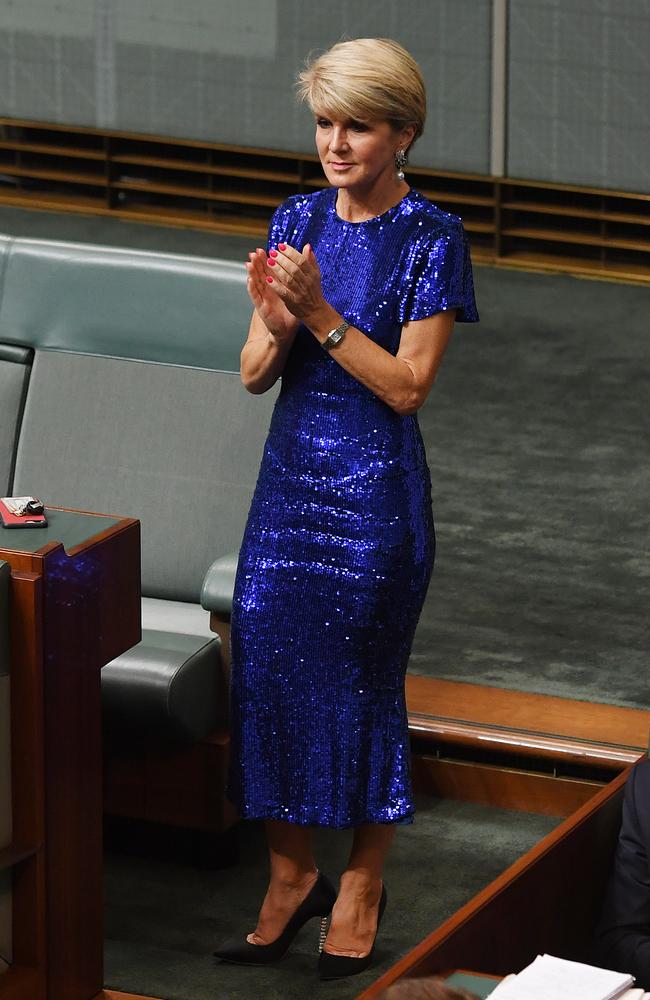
xmin=266 ymin=276 xmax=273 ymax=283
xmin=268 ymin=259 xmax=276 ymax=266
xmin=278 ymin=243 xmax=286 ymax=251
xmin=269 ymin=249 xmax=278 ymax=258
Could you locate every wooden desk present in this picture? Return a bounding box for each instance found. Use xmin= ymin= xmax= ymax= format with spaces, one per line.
xmin=0 ymin=507 xmax=140 ymax=1000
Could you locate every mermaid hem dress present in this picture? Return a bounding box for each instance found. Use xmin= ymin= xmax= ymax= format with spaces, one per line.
xmin=228 ymin=188 xmax=479 ymax=829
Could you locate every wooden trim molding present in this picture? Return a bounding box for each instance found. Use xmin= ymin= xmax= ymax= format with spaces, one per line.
xmin=405 ymin=676 xmax=650 ymax=769
xmin=0 ymin=117 xmax=648 ymax=285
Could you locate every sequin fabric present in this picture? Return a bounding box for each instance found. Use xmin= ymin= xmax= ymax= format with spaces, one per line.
xmin=228 ymin=187 xmax=479 ymax=828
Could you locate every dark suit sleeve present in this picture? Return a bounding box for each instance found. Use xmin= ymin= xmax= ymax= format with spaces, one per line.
xmin=594 ymin=760 xmax=650 ymax=989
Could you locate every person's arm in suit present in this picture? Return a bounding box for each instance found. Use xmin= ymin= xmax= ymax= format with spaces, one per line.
xmin=594 ymin=759 xmax=650 ymax=989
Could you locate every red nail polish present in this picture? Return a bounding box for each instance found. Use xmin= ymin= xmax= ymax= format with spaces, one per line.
xmin=269 ymin=249 xmax=278 ymax=258
xmin=268 ymin=259 xmax=276 ymax=266
xmin=266 ymin=276 xmax=273 ymax=283
xmin=278 ymin=243 xmax=286 ymax=251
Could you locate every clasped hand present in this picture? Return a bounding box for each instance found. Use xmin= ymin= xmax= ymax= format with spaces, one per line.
xmin=245 ymin=242 xmax=326 ymax=340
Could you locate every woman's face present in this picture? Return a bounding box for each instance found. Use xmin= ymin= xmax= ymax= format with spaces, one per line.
xmin=314 ymin=111 xmax=412 ymax=192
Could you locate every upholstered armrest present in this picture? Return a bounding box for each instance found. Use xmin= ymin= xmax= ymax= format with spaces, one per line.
xmin=102 ymin=630 xmax=222 ymax=743
xmin=201 ymin=552 xmax=239 ymax=621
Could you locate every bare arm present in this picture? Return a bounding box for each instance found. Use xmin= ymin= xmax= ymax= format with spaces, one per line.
xmin=306 ymin=301 xmax=455 ymax=414
xmin=266 ymin=243 xmax=456 ymax=414
xmin=240 ymin=309 xmax=297 ymax=394
xmin=239 ymin=248 xmax=299 ymax=394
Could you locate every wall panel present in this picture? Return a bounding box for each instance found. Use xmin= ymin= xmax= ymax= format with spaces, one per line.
xmin=0 ymin=0 xmax=492 ymax=174
xmin=508 ymin=0 xmax=650 ymax=193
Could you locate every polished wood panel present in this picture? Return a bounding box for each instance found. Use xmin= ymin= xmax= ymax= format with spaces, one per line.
xmin=406 ymin=675 xmax=650 ymax=765
xmin=412 ymin=756 xmax=605 ymax=817
xmin=104 ymin=728 xmax=237 ymax=833
xmin=0 ymin=516 xmax=140 ymax=1000
xmin=359 ymin=766 xmax=630 ymax=998
xmin=7 ymin=571 xmax=46 ymax=998
xmin=38 ymin=526 xmax=139 ymax=1000
xmin=0 ymin=966 xmax=43 ymax=1000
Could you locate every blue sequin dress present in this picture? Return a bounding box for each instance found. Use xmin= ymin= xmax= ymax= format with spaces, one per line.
xmin=228 ymin=187 xmax=479 ymax=828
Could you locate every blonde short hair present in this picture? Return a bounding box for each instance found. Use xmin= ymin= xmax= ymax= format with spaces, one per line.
xmin=297 ymin=38 xmax=426 ymax=148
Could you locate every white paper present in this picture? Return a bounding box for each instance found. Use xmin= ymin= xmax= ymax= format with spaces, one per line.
xmin=486 ymin=954 xmax=634 ymax=1000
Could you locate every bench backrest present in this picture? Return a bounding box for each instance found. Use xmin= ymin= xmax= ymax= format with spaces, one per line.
xmin=0 ymin=236 xmax=279 ymax=602
xmin=0 ymin=238 xmax=251 ymax=372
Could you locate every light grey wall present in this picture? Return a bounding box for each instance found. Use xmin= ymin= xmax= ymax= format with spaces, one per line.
xmin=0 ymin=0 xmax=492 ymax=173
xmin=0 ymin=0 xmax=648 ymax=190
xmin=507 ymin=0 xmax=650 ymax=193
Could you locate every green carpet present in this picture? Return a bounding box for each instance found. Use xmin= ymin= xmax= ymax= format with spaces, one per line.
xmin=104 ymin=796 xmax=559 ymax=1000
xmin=1 ymin=205 xmax=647 ymax=710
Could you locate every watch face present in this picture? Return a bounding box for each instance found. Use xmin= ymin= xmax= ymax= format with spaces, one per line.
xmin=323 ymin=321 xmax=348 ymax=350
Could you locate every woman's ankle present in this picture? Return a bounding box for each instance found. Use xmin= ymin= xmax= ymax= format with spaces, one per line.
xmin=337 ymin=868 xmax=382 ymax=899
xmin=269 ymin=865 xmax=319 ymax=892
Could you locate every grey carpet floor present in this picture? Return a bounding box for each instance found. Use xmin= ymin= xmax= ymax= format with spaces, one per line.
xmin=104 ymin=796 xmax=559 ymax=1000
xmin=413 ymin=266 xmax=650 ymax=710
xmin=1 ymin=206 xmax=648 ymax=709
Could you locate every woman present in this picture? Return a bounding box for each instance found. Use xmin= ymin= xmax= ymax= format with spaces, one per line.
xmin=214 ymin=37 xmax=479 ymax=979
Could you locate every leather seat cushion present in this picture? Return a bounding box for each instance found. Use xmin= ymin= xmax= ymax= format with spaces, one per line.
xmin=102 ymin=629 xmax=221 ymax=743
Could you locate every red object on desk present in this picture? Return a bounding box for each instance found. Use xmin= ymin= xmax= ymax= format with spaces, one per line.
xmin=0 ymin=498 xmax=48 ymax=527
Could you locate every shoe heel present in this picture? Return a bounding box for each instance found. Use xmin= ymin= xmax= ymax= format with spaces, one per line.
xmin=318 ymin=915 xmax=329 ymax=954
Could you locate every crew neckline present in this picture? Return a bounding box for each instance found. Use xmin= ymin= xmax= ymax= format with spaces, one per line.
xmin=329 ymin=186 xmax=416 ymax=226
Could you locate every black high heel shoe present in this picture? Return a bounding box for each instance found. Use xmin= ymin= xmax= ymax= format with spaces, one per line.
xmin=213 ymin=871 xmax=337 ymax=966
xmin=318 ymin=883 xmax=387 ymax=980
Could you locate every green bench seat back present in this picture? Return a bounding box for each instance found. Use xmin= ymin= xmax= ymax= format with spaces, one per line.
xmin=12 ymin=351 xmax=278 ymax=602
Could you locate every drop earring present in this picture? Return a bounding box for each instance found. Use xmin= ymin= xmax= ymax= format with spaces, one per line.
xmin=395 ymin=149 xmax=407 ymax=181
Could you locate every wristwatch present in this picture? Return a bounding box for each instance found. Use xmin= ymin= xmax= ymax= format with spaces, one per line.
xmin=321 ymin=319 xmax=349 ymax=351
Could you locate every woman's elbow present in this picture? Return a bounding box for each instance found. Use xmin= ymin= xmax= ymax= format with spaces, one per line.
xmin=240 ymin=370 xmax=276 ymax=394
xmin=391 ymin=387 xmax=425 ymax=416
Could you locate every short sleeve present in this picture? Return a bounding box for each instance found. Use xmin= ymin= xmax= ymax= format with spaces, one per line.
xmin=265 ymin=195 xmax=306 ymax=254
xmin=266 ymin=203 xmax=286 ymax=253
xmin=397 ymin=222 xmax=479 ymax=325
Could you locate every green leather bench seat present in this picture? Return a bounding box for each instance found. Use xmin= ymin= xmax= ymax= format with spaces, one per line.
xmin=0 ymin=343 xmax=32 ymax=494
xmin=102 ymin=630 xmax=221 ymax=743
xmin=0 ymin=238 xmax=250 ymax=372
xmin=12 ymin=350 xmax=277 ymax=602
xmin=0 ymin=234 xmax=279 ymax=745
xmin=200 ymin=552 xmax=239 ymax=623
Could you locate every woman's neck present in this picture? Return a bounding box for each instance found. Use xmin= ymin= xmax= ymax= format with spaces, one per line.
xmin=335 ymin=176 xmax=411 ymax=223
